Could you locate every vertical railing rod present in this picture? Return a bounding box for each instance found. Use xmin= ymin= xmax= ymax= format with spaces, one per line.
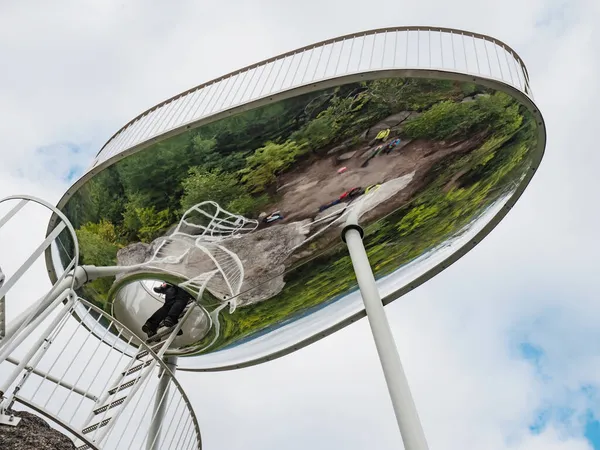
xmin=471 ymin=34 xmax=481 ymax=73
xmin=40 ymin=304 xmax=97 ymax=409
xmin=483 ymin=38 xmax=493 ymax=76
xmin=0 ymin=221 xmax=65 ymax=299
xmin=54 ymin=315 xmax=118 ymax=416
xmin=67 ymin=328 xmax=130 ymax=424
xmin=345 ymin=36 xmax=356 ymax=73
xmin=145 ymin=386 xmax=184 ymax=450
xmin=0 ymin=199 xmax=28 ymax=229
xmin=0 ymin=291 xmax=75 ymax=407
xmin=335 ymin=39 xmax=346 ymax=75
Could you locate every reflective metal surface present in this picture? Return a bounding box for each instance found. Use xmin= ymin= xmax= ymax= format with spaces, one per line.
xmin=46 ymin=28 xmax=545 ymax=371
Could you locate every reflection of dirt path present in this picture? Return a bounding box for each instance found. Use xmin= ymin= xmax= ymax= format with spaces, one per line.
xmin=270 ymin=133 xmax=486 ymax=225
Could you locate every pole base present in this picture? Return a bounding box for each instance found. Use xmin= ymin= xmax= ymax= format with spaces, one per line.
xmin=0 ymin=413 xmax=21 ymax=427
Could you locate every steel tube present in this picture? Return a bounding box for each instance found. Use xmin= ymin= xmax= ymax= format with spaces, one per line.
xmin=343 ymin=227 xmax=429 ymax=450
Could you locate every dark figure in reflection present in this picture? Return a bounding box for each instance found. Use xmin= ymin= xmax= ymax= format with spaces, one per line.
xmin=318 ymin=187 xmax=364 ymax=212
xmin=142 ymin=282 xmax=193 ymax=338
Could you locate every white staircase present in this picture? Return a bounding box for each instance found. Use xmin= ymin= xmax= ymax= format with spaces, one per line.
xmin=0 ymin=195 xmax=202 ymax=449
xmin=73 ymin=302 xmax=197 ymax=449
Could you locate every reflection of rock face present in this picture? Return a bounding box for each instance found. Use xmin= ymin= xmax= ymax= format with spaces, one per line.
xmin=115 ymin=243 xmax=151 ymax=280
xmin=219 ymin=220 xmax=311 ymax=306
xmin=357 ymin=172 xmax=415 ymax=219
xmin=116 ymin=219 xmax=311 ymax=307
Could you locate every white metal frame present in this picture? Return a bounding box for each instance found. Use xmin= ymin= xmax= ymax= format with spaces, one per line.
xmin=0 ymin=292 xmax=202 ymax=449
xmin=0 ymin=195 xmax=79 ymax=351
xmin=89 ymin=26 xmax=533 ymax=169
xmin=0 ymin=196 xmax=202 ymax=449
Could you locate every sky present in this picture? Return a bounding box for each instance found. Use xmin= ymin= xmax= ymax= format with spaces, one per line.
xmin=0 ymin=0 xmax=599 ymax=449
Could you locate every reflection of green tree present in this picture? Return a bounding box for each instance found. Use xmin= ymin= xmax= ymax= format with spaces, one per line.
xmin=239 ymin=140 xmax=308 ymax=193
xmin=197 ymin=106 xmax=537 ymax=353
xmin=61 ymin=77 xmax=537 ymax=328
xmin=76 ymin=220 xmax=122 ymax=304
xmin=404 ymin=92 xmax=522 ymax=141
xmin=180 ymin=167 xmax=269 ymax=216
xmin=362 ymin=78 xmax=468 ymax=112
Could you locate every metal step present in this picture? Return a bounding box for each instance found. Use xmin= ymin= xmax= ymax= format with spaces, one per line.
xmin=135 ymin=341 xmax=165 ymax=360
xmin=82 ymin=417 xmax=111 ymax=434
xmin=121 ymin=360 xmax=152 ymax=376
xmin=93 ymin=396 xmax=127 ymax=415
xmin=107 ymin=378 xmax=138 ymax=395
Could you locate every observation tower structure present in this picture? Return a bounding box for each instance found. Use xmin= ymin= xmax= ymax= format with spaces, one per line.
xmin=0 ymin=26 xmax=545 ymax=450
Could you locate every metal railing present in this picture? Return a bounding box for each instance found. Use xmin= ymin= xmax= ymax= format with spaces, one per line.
xmin=1 ymin=294 xmax=201 ymax=450
xmin=0 ymin=195 xmax=79 ymax=344
xmin=90 ymin=26 xmax=532 ymax=169
xmin=0 ymin=195 xmax=201 ymax=449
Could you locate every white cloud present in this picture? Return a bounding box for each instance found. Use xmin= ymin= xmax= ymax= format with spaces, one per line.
xmin=1 ymin=0 xmax=600 ymax=449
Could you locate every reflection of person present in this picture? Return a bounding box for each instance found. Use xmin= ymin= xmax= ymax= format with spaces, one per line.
xmin=142 ymin=282 xmax=194 ymax=338
xmin=374 ymin=128 xmax=390 ymax=143
xmin=319 ymin=187 xmax=365 ymax=212
xmin=384 ymin=138 xmax=401 ymax=154
xmin=263 ymin=211 xmax=284 ymax=224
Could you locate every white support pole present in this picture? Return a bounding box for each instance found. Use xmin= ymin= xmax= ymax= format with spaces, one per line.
xmin=0 ymin=287 xmax=74 ymax=366
xmin=2 ymin=264 xmax=124 ymax=344
xmin=0 ymin=266 xmax=4 ymax=339
xmin=0 ymin=290 xmax=75 ymax=407
xmin=342 ymin=224 xmax=429 ymax=450
xmin=4 ymin=356 xmax=97 ymax=401
xmin=147 ymin=356 xmax=177 ymax=450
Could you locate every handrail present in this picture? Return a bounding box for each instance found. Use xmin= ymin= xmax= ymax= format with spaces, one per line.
xmin=96 ymin=26 xmax=530 ymax=157
xmin=0 ymin=291 xmax=202 ymax=449
xmin=89 ymin=26 xmax=532 ymax=168
xmin=0 ymin=195 xmax=80 ymax=345
xmin=78 ymin=297 xmax=202 ymax=450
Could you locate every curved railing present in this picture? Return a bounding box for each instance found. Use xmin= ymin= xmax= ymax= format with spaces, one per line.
xmin=0 ymin=292 xmax=201 ymax=450
xmin=0 ymin=195 xmax=79 ymax=341
xmin=90 ymin=26 xmax=532 ymax=169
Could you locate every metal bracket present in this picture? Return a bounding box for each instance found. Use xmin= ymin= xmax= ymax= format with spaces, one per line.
xmin=0 ymin=412 xmax=21 ymax=427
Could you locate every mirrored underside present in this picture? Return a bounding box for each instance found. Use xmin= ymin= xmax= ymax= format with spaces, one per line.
xmin=57 ymin=76 xmax=540 ymax=365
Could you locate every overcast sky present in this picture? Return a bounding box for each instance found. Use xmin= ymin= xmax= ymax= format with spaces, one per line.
xmin=1 ymin=1 xmax=599 ymax=449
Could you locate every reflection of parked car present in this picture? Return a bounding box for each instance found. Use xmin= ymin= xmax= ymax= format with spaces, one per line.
xmin=264 ymin=211 xmax=284 ymax=223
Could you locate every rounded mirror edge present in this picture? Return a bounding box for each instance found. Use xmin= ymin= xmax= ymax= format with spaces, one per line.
xmin=44 ymin=69 xmax=546 ymax=370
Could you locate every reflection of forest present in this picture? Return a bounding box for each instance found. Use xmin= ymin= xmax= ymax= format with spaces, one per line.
xmin=60 ymin=77 xmax=537 ymax=354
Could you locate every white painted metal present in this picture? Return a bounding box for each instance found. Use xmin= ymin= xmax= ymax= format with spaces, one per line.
xmin=0 ymin=266 xmax=4 ymax=339
xmin=0 ymin=195 xmax=80 ymax=351
xmin=343 ymin=209 xmax=428 ymax=449
xmin=0 ymin=292 xmax=201 ymax=449
xmin=0 ymin=221 xmax=66 ymax=300
xmin=83 ymin=27 xmax=532 ymax=170
xmin=0 ymin=412 xmax=21 ymax=426
xmin=5 ymin=356 xmax=98 ymax=401
xmin=0 ymin=195 xmax=200 ymax=448
xmin=147 ymin=356 xmax=177 ymax=450
xmin=0 ymin=289 xmax=75 ymax=406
